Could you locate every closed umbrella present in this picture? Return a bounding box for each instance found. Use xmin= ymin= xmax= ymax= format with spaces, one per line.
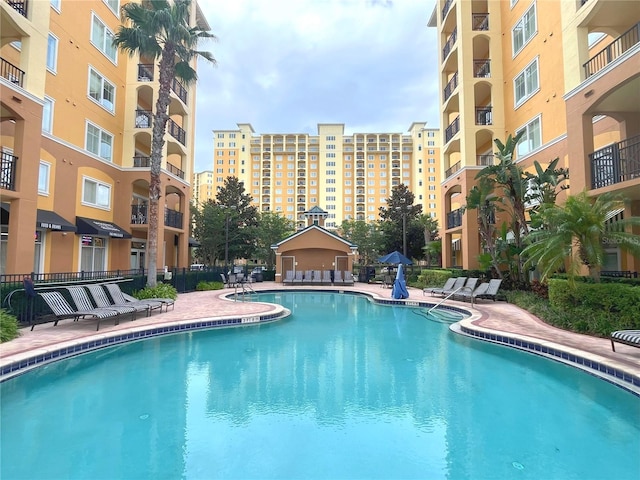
xmin=391 ymin=263 xmax=409 ymax=299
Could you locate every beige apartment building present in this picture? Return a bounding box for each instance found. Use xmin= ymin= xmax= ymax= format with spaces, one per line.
xmin=429 ymin=0 xmax=639 ymax=272
xmin=192 ymin=170 xmax=215 ymax=206
xmin=1 ymin=0 xmax=208 ymax=276
xmin=207 ymin=123 xmax=441 ymax=231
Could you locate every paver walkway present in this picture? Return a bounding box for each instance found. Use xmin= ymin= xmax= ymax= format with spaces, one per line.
xmin=2 ymin=282 xmax=639 ymax=385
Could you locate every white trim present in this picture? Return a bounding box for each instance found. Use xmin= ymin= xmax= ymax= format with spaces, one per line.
xmin=512 ymin=1 xmax=537 ymax=58
xmin=46 ymin=33 xmax=59 ymax=74
xmin=513 ymin=56 xmax=540 ymax=108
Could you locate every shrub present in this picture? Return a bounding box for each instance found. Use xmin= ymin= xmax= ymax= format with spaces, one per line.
xmin=196 ymin=281 xmax=224 ymax=291
xmin=0 ymin=308 xmax=19 ymax=343
xmin=417 ymin=269 xmax=452 ymax=289
xmin=134 ymin=283 xmax=178 ymax=300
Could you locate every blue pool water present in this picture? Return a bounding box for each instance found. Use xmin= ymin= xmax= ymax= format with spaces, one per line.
xmin=1 ymin=292 xmax=639 ymax=479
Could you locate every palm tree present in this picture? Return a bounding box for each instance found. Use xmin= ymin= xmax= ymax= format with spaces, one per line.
xmin=523 ymin=192 xmax=640 ymax=282
xmin=114 ymin=0 xmax=216 ymax=287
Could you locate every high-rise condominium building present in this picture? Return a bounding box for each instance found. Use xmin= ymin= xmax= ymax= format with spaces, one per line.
xmin=1 ymin=0 xmax=208 ymax=275
xmin=209 ymin=123 xmax=441 ymax=230
xmin=429 ymin=0 xmax=639 ymax=271
xmin=192 ymin=170 xmax=215 ymax=206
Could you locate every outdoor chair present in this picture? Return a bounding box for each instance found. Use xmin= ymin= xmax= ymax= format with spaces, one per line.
xmin=311 ymin=270 xmax=322 ymax=283
xmin=343 ymin=271 xmax=354 ymax=286
xmin=610 ymin=330 xmax=640 ymax=352
xmin=424 ymin=277 xmax=456 ymax=296
xmin=481 ymin=279 xmax=503 ymax=301
xmin=67 ymin=286 xmax=136 ymax=322
xmin=86 ymin=284 xmax=149 ymax=318
xmin=293 ymin=271 xmax=304 ymax=285
xmin=429 ymin=277 xmax=466 ymax=297
xmin=104 ymin=283 xmax=165 ymax=314
xmin=303 ymin=270 xmax=314 ymax=284
xmin=455 ymin=282 xmax=490 ymax=305
xmin=283 ymin=270 xmax=295 ymax=284
xmin=321 ymin=270 xmax=332 ymax=285
xmin=39 ymin=290 xmax=120 ymax=331
xmin=334 ymin=270 xmax=344 ymax=285
xmin=454 ymin=278 xmax=479 ymax=298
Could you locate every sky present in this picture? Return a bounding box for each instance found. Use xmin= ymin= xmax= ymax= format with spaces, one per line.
xmin=193 ymin=0 xmax=440 ymax=172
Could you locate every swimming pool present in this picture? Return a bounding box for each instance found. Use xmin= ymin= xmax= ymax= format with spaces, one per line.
xmin=1 ymin=291 xmax=639 ymax=479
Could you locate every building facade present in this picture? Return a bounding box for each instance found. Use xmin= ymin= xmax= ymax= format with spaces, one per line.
xmin=208 ymin=123 xmax=441 ymax=231
xmin=192 ymin=170 xmax=215 ymax=206
xmin=1 ymin=0 xmax=208 ymax=275
xmin=429 ymin=0 xmax=639 ymax=271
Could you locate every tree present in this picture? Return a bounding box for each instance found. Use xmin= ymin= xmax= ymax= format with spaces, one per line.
xmin=191 ymin=200 xmax=225 ymax=265
xmin=339 ymin=220 xmax=384 ymax=265
xmin=416 ymin=214 xmax=439 ymax=266
xmin=522 ymin=192 xmax=640 ymax=283
xmin=378 ymin=184 xmax=423 ymax=259
xmin=114 ymin=0 xmax=216 ymax=287
xmin=254 ymin=212 xmax=295 ymax=269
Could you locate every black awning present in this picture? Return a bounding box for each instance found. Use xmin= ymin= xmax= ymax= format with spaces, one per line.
xmin=189 ymin=237 xmax=201 ymax=247
xmin=37 ymin=209 xmax=76 ymax=232
xmin=76 ymin=216 xmax=132 ymax=239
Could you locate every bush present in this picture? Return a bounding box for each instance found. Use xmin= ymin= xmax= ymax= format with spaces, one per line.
xmin=134 ymin=283 xmax=178 ymax=300
xmin=416 ymin=269 xmax=453 ymax=289
xmin=196 ymin=281 xmax=224 ymax=291
xmin=1 ymin=308 xmax=19 ymax=343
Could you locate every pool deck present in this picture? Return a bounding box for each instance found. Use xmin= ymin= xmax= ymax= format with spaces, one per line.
xmin=1 ymin=282 xmax=639 ymax=392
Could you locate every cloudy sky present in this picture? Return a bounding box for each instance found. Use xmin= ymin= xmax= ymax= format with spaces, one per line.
xmin=193 ymin=0 xmax=439 ymax=172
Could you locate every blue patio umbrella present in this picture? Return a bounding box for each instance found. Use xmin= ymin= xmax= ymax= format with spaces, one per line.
xmin=378 ymin=251 xmax=413 ymax=265
xmin=391 ymin=263 xmax=409 ymax=299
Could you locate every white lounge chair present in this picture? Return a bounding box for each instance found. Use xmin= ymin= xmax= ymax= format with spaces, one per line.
xmin=343 ymin=271 xmax=354 ymax=286
xmin=311 ymin=270 xmax=322 ymax=283
xmin=611 ymin=330 xmax=640 ymax=352
xmin=283 ymin=270 xmax=295 ymax=284
xmin=321 ymin=270 xmax=332 ymax=285
xmin=293 ymin=271 xmax=304 ymax=285
xmin=334 ymin=270 xmax=344 ymax=285
xmin=39 ymin=291 xmax=119 ymax=331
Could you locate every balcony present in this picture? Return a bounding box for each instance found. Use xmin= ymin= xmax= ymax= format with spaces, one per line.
xmin=1 ymin=57 xmax=25 ymax=87
xmin=135 ymin=109 xmax=152 ymax=128
xmin=133 ymin=155 xmax=151 ymax=167
xmin=590 ymin=134 xmax=640 ymax=189
xmin=477 ymin=154 xmax=494 ymax=166
xmin=473 ymin=59 xmax=491 ymax=78
xmin=131 ymin=204 xmax=148 ymax=225
xmin=445 ymin=161 xmax=461 ymax=178
xmin=584 ymin=22 xmax=640 ymax=78
xmin=442 ymin=27 xmax=457 ymax=61
xmin=5 ymin=0 xmax=28 ymax=17
xmin=1 ymin=150 xmax=17 ymax=191
xmin=445 ymin=116 xmax=460 ymax=142
xmin=447 ymin=208 xmax=463 ymax=229
xmin=166 ymin=163 xmax=185 ymax=179
xmin=441 ymin=0 xmax=453 ymax=20
xmin=164 ymin=208 xmax=183 ymax=229
xmin=167 ymin=119 xmax=186 ymax=145
xmin=472 ymin=13 xmax=489 ymax=31
xmin=137 ymin=64 xmax=154 ymax=81
xmin=475 ymin=107 xmax=492 ymax=125
xmin=444 ymin=72 xmax=458 ymax=102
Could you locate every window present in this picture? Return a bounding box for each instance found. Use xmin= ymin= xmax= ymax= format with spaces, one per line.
xmin=89 ymin=68 xmax=115 ymax=111
xmin=514 ymin=58 xmax=539 ymax=107
xmin=85 ymin=123 xmax=113 ymax=161
xmin=512 ymin=3 xmax=537 ymax=56
xmin=217 ymin=133 xmax=224 ymax=138
xmin=47 ymin=34 xmax=58 ymax=72
xmin=82 ymin=177 xmax=111 ymax=208
xmin=104 ymin=0 xmax=119 ymax=14
xmin=38 ymin=161 xmax=51 ymax=195
xmin=516 ymin=116 xmax=542 ymax=157
xmin=50 ymin=0 xmax=61 ymax=11
xmin=81 ymin=236 xmax=106 ymax=272
xmin=42 ymin=97 xmax=54 ymax=133
xmin=91 ymin=14 xmax=117 ymax=62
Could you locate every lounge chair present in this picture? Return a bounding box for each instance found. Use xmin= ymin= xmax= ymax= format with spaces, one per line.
xmin=424 ymin=277 xmax=455 ymax=296
xmin=430 ymin=277 xmax=466 ymax=297
xmin=67 ymin=286 xmax=137 ymax=322
xmin=321 ymin=270 xmax=332 ymax=285
xmin=481 ymin=279 xmax=503 ymax=302
xmin=293 ymin=270 xmax=304 ymax=285
xmin=86 ymin=284 xmax=150 ymax=318
xmin=455 ymin=282 xmax=490 ymax=305
xmin=453 ymin=278 xmax=479 ymax=299
xmin=39 ymin=290 xmax=120 ymax=331
xmin=303 ymin=270 xmax=314 ymax=284
xmin=343 ymin=271 xmax=354 ymax=286
xmin=104 ymin=283 xmax=166 ymax=313
xmin=610 ymin=330 xmax=640 ymax=352
xmin=283 ymin=270 xmax=295 ymax=284
xmin=311 ymin=270 xmax=322 ymax=283
xmin=334 ymin=270 xmax=344 ymax=285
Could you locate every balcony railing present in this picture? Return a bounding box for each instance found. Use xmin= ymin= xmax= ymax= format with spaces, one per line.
xmin=171 ymin=78 xmax=187 ymax=104
xmin=444 ymin=71 xmax=458 ymax=101
xmin=6 ymin=0 xmax=28 ymax=17
xmin=584 ymin=22 xmax=639 ymax=78
xmin=135 ymin=109 xmax=152 ymax=128
xmin=445 ymin=116 xmax=460 ymax=142
xmin=447 ymin=208 xmax=463 ymax=229
xmin=137 ymin=63 xmax=154 ymax=81
xmin=1 ymin=57 xmax=25 ymax=87
xmin=590 ymin=134 xmax=640 ymax=189
xmin=442 ymin=27 xmax=457 ymax=61
xmin=473 ymin=59 xmax=491 ymax=78
xmin=476 ymin=107 xmax=492 ymax=125
xmin=166 ymin=163 xmax=185 ymax=179
xmin=445 ymin=161 xmax=461 ymax=178
xmin=441 ymin=0 xmax=453 ymax=20
xmin=167 ymin=119 xmax=186 ymax=145
xmin=131 ymin=204 xmax=148 ymax=224
xmin=472 ymin=13 xmax=489 ymax=31
xmin=164 ymin=208 xmax=183 ymax=229
xmin=1 ymin=150 xmax=18 ymax=191
xmin=477 ymin=154 xmax=494 ymax=166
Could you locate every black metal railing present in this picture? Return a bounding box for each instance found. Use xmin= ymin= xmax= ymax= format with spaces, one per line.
xmin=166 ymin=163 xmax=185 ymax=179
xmin=1 ymin=150 xmax=18 ymax=191
xmin=473 ymin=59 xmax=491 ymax=78
xmin=164 ymin=208 xmax=183 ymax=229
xmin=133 ymin=155 xmax=151 ymax=168
xmin=445 ymin=161 xmax=461 ymax=178
xmin=137 ymin=63 xmax=154 ymax=81
xmin=590 ymin=134 xmax=640 ymax=189
xmin=445 ymin=116 xmax=460 ymax=142
xmin=130 ymin=204 xmax=148 ymax=224
xmin=472 ymin=13 xmax=489 ymax=31
xmin=135 ymin=109 xmax=152 ymax=128
xmin=444 ymin=71 xmax=458 ymax=101
xmin=168 ymin=119 xmax=186 ymax=145
xmin=442 ymin=0 xmax=453 ymax=20
xmin=6 ymin=0 xmax=28 ymax=17
xmin=477 ymin=154 xmax=494 ymax=166
xmin=583 ymin=22 xmax=639 ymax=77
xmin=1 ymin=57 xmax=25 ymax=87
xmin=171 ymin=78 xmax=187 ymax=104
xmin=447 ymin=208 xmax=463 ymax=229
xmin=476 ymin=107 xmax=493 ymax=125
xmin=442 ymin=27 xmax=457 ymax=61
